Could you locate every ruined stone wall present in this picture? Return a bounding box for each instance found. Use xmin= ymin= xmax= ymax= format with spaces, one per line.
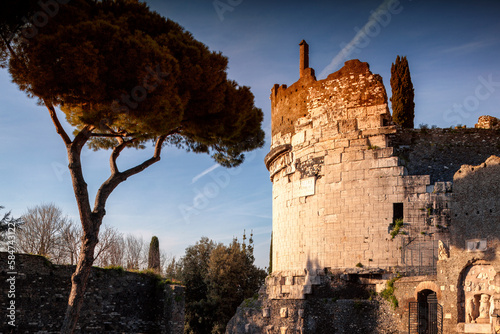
xmin=226 ymin=275 xmax=399 ymax=334
xmin=0 ymin=253 xmax=184 ymax=333
xmin=270 ymin=59 xmax=389 ymax=138
xmin=264 ymin=42 xmax=500 ymax=333
xmin=268 ymin=60 xmax=396 ymax=275
xmin=393 ymin=156 xmax=500 ymax=334
xmin=438 ymin=156 xmax=500 ymax=333
xmin=390 ymin=128 xmax=500 ymax=183
xmin=476 ymin=115 xmax=500 ymax=130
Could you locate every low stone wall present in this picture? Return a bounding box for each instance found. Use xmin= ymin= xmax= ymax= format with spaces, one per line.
xmin=227 ymin=274 xmax=401 ymax=334
xmin=0 ymin=252 xmax=184 ymax=333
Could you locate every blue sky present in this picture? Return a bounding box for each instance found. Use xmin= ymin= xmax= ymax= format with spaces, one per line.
xmin=1 ymin=0 xmax=499 ymax=268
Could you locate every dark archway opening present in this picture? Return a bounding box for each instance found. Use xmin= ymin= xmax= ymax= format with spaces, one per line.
xmin=417 ymin=289 xmax=438 ymax=334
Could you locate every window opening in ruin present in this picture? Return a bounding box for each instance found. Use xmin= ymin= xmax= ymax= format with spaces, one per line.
xmin=393 ymin=203 xmax=404 ymax=223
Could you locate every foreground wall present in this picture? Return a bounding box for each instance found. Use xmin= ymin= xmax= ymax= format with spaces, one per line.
xmin=0 ymin=252 xmax=184 ymax=333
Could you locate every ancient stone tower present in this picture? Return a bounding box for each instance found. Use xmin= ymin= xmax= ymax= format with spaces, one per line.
xmin=227 ymin=41 xmax=500 ymax=334
xmin=266 ymin=40 xmax=404 ymax=277
xmin=265 ymin=42 xmax=500 ymax=285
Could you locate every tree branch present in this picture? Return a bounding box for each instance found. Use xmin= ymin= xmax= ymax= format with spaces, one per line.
xmin=120 ymin=135 xmax=166 ymax=179
xmin=92 ymin=135 xmax=167 ymax=220
xmin=65 ymin=125 xmax=94 ymax=234
xmin=73 ymin=125 xmax=95 ymax=152
xmin=45 ymin=102 xmax=72 ymax=145
xmin=0 ymin=32 xmax=19 ymax=61
xmin=90 ymin=133 xmax=128 ymax=138
xmin=110 ymin=137 xmax=129 ymax=174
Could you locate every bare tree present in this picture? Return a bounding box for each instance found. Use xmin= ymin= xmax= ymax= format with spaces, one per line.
xmin=165 ymin=256 xmax=182 ymax=281
xmin=93 ymin=225 xmax=123 ymax=267
xmin=125 ymin=234 xmax=145 ymax=270
xmin=58 ymin=221 xmax=82 ymax=265
xmin=107 ymin=236 xmax=126 ymax=267
xmin=160 ymin=250 xmax=173 ymax=276
xmin=17 ymin=204 xmax=70 ymax=261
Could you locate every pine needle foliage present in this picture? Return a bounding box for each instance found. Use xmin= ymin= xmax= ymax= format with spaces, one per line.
xmin=0 ymin=0 xmax=265 ymax=166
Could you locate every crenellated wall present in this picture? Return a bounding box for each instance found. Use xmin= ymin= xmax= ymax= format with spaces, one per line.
xmin=270 ymin=58 xmax=390 ymax=139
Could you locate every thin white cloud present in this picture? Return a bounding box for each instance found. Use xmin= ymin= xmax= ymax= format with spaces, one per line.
xmin=440 ymin=40 xmax=495 ymax=54
xmin=319 ymin=0 xmax=394 ymax=78
xmin=191 ymin=163 xmax=220 ymax=184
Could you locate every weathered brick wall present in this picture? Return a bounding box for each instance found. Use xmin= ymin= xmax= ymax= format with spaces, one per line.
xmin=476 ymin=115 xmax=500 ymax=130
xmin=0 ymin=252 xmax=184 ymax=333
xmin=270 ymin=59 xmax=390 ymax=138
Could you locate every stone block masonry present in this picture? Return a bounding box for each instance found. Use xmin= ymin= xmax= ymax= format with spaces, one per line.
xmin=266 ymin=57 xmax=451 ymax=287
xmin=389 ymin=127 xmax=500 ymax=183
xmin=0 ymin=252 xmax=184 ymax=333
xmin=230 ymin=40 xmax=500 ymax=333
xmin=265 ymin=50 xmax=500 ymax=299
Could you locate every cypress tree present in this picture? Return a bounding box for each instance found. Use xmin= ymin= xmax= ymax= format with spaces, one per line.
xmin=390 ymin=55 xmax=415 ymax=128
xmin=148 ymin=236 xmax=160 ymax=274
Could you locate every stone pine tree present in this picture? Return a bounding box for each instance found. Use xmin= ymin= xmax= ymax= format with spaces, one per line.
xmin=148 ymin=236 xmax=160 ymax=274
xmin=390 ymin=55 xmax=415 ymax=128
xmin=0 ymin=1 xmax=264 ymax=333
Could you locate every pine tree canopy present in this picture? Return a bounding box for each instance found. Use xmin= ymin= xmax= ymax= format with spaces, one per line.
xmin=0 ymin=0 xmax=264 ymax=167
xmin=390 ymin=55 xmax=415 ymax=128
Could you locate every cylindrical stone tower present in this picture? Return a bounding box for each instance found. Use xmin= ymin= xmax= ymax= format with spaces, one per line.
xmin=264 ymin=42 xmax=426 ymax=299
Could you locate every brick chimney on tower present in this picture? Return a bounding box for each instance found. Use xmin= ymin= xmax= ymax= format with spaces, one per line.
xmin=299 ymin=40 xmax=309 ymax=78
xmin=299 ymin=40 xmax=315 ymax=79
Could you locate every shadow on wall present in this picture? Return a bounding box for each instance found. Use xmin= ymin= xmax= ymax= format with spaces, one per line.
xmin=450 ymin=155 xmax=500 ymax=260
xmin=306 ymin=254 xmax=321 ymax=276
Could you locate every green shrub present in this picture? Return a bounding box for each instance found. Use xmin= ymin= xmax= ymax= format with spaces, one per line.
xmin=390 ymin=218 xmax=404 ymax=239
xmin=103 ymin=265 xmax=125 ymax=273
xmin=381 ymin=276 xmax=400 ymax=309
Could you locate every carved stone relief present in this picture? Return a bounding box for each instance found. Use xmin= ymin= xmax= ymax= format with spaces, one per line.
xmin=463 ymin=264 xmax=498 ymax=324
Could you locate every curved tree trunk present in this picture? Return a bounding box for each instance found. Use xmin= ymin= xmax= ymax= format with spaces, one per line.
xmin=57 ymin=131 xmax=166 ymax=334
xmin=60 ymin=130 xmax=99 ymax=334
xmin=60 ymin=224 xmax=100 ymax=333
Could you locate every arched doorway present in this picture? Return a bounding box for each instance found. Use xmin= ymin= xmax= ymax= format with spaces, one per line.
xmin=409 ymin=286 xmax=442 ymax=334
xmin=417 ymin=289 xmax=438 ymax=334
